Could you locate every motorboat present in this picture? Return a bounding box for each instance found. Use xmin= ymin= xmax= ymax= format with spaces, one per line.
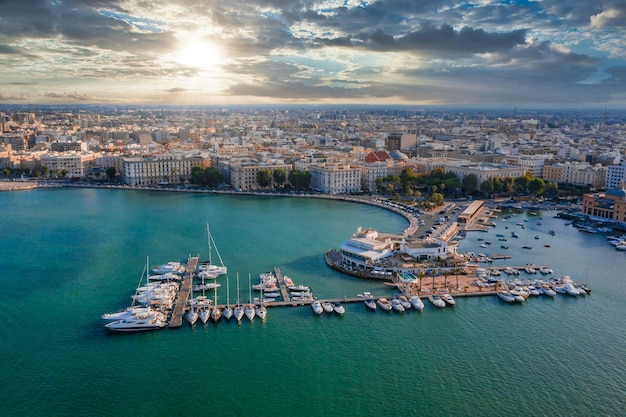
xmin=332 ymin=302 xmax=345 ymax=315
xmin=528 ymin=286 xmax=540 ymax=296
xmin=376 ymin=297 xmax=393 ymax=312
xmin=322 ymin=301 xmax=334 ymax=313
xmin=283 ymin=276 xmax=295 ymax=287
xmin=311 ymin=300 xmax=324 ymax=315
xmin=101 ymin=306 xmax=160 ymax=322
xmin=390 ymin=298 xmax=405 ymax=312
xmin=152 ymin=261 xmax=184 ymax=275
xmin=497 ymin=291 xmax=516 ymax=303
xmin=428 ymin=294 xmax=446 ymax=308
xmin=193 ymin=283 xmax=220 ymax=292
xmin=105 ymin=315 xmax=165 ymax=332
xmin=441 ymin=293 xmax=455 ymax=306
xmin=290 ymin=291 xmax=311 ymax=297
xmin=564 ymin=282 xmax=580 ymax=296
xmin=288 ymin=285 xmax=311 ymax=292
xmin=363 ymin=298 xmax=377 ymax=311
xmin=398 ymin=295 xmax=412 ymax=310
xmin=541 ymin=286 xmax=556 ymax=297
xmin=409 ymin=295 xmax=424 ymax=310
xmin=508 ymin=290 xmax=526 ymax=302
xmin=263 ymin=291 xmax=281 ymax=298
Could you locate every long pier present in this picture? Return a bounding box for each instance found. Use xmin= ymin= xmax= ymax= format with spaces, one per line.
xmin=273 ymin=267 xmax=291 ymax=302
xmin=168 ymin=256 xmax=197 ymax=328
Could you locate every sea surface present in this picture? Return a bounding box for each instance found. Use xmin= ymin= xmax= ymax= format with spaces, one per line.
xmin=0 ymin=188 xmax=624 ymax=417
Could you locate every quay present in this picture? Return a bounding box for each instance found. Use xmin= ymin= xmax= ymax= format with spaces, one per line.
xmin=168 ymin=256 xmax=197 ymax=328
xmin=273 ymin=266 xmax=291 ymax=302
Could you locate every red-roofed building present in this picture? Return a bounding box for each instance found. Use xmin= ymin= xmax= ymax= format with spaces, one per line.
xmin=365 ymin=150 xmax=392 ymax=163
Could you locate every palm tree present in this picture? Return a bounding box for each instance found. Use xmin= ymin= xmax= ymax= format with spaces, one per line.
xmin=418 ymin=270 xmax=425 ymax=292
xmin=432 ymin=269 xmax=437 ymax=291
xmin=443 ymin=270 xmax=450 ymax=290
xmin=453 ymin=267 xmax=463 ymax=290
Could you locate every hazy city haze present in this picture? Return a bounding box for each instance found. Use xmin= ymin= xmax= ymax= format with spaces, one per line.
xmin=1 ymin=0 xmax=625 ymax=105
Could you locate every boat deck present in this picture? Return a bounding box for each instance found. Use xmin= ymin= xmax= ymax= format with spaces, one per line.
xmin=168 ymin=256 xmax=197 ymax=328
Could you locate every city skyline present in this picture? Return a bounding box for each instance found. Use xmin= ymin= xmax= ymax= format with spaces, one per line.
xmin=1 ymin=0 xmax=625 ymax=106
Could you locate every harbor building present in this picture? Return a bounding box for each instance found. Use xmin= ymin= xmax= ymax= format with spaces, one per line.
xmin=457 ymin=200 xmax=485 ymax=224
xmin=582 ymin=188 xmax=626 ymax=222
xmin=339 ymin=227 xmax=394 ymax=268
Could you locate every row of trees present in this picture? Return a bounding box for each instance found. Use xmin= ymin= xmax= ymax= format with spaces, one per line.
xmin=375 ymin=167 xmax=462 ymax=198
xmin=190 ymin=166 xmax=224 ymax=187
xmin=463 ymin=173 xmax=556 ymax=197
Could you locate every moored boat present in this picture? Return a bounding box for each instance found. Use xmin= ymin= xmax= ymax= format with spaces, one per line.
xmin=441 ymin=293 xmax=455 ymax=306
xmin=376 ymin=297 xmax=393 ymax=312
xmin=105 ymin=315 xmax=165 ymax=332
xmin=322 ymin=301 xmax=334 ymax=313
xmin=409 ymin=295 xmax=424 ymax=311
xmin=332 ymin=302 xmax=345 ymax=315
xmin=363 ymin=298 xmax=377 ymax=311
xmin=428 ymin=294 xmax=446 ymax=308
xmin=311 ymin=300 xmax=324 ymax=315
xmin=497 ymin=291 xmax=516 ymax=303
xmin=390 ymin=298 xmax=405 ymax=312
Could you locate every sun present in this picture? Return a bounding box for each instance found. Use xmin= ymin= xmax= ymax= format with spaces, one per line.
xmin=175 ymin=39 xmax=224 ymax=73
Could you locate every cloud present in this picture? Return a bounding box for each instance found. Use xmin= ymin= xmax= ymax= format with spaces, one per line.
xmin=43 ymin=91 xmax=99 ymax=102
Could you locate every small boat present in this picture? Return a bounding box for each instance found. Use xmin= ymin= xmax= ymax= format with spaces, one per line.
xmin=186 ymin=307 xmax=199 ymax=325
xmin=376 ymin=297 xmax=393 ymax=312
xmin=428 ymin=294 xmax=446 ymax=308
xmin=210 ymin=305 xmax=222 ymax=322
xmin=233 ymin=304 xmax=244 ymax=322
xmin=398 ymin=295 xmax=412 ymax=310
xmin=254 ymin=303 xmax=267 ymax=320
xmin=544 ymin=244 xmax=551 ymax=248
xmin=522 ymin=245 xmax=532 ymax=249
xmin=497 ymin=291 xmax=516 ymax=303
xmin=244 ymin=304 xmax=256 ymax=321
xmin=322 ymin=301 xmax=334 ymax=313
xmin=222 ymin=305 xmax=233 ymax=320
xmin=501 ymin=245 xmax=509 ymax=249
xmin=311 ymin=300 xmax=324 ymax=315
xmin=441 ymin=293 xmax=455 ymax=306
xmin=363 ymin=298 xmax=377 ymax=311
xmin=409 ymin=295 xmax=424 ymax=310
xmin=283 ymin=276 xmax=295 ymax=287
xmin=288 ymin=285 xmax=311 ymax=292
xmin=332 ymin=302 xmax=345 ymax=315
xmin=534 ymin=235 xmax=540 ymax=239
xmin=390 ymin=298 xmax=405 ymax=313
xmin=199 ymin=307 xmax=210 ymax=324
xmin=564 ymin=282 xmax=580 ymax=296
xmin=541 ymin=286 xmax=557 ymax=297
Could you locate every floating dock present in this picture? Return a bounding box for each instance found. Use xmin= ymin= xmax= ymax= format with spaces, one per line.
xmin=168 ymin=256 xmax=197 ymax=329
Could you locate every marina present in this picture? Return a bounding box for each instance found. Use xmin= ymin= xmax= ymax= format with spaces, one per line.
xmin=2 ymin=188 xmax=623 ymax=417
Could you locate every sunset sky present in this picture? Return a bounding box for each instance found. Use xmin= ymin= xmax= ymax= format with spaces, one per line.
xmin=1 ymin=0 xmax=625 ymax=106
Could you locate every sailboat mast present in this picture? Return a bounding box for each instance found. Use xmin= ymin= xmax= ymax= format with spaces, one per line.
xmin=206 ymin=223 xmax=212 ymax=265
xmin=226 ymin=275 xmax=230 ymax=307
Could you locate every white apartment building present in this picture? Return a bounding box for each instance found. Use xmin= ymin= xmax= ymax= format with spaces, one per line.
xmin=558 ymin=162 xmax=606 ymax=188
xmin=360 ymin=163 xmax=403 ymax=192
xmin=503 ymin=155 xmax=548 ymax=177
xmin=229 ymin=162 xmax=291 ymax=191
xmin=443 ymin=162 xmax=527 ymax=186
xmin=122 ymin=155 xmax=201 ymax=185
xmin=40 ymin=151 xmax=97 ymax=178
xmin=605 ymin=161 xmax=626 ymax=189
xmin=309 ymin=163 xmax=362 ymax=194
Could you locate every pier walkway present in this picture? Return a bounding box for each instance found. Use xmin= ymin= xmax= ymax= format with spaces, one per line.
xmin=168 ymin=256 xmax=197 ymax=328
xmin=273 ymin=267 xmax=291 ymax=302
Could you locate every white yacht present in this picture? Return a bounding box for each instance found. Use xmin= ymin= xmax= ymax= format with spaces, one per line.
xmin=398 ymin=295 xmax=412 ymax=310
xmin=498 ymin=291 xmax=516 ymax=303
xmin=428 ymin=294 xmax=446 ymax=308
xmin=441 ymin=293 xmax=455 ymax=306
xmin=541 ymin=285 xmax=557 ymax=297
xmin=390 ymin=298 xmax=405 ymax=312
xmin=409 ymin=295 xmax=424 ymax=311
xmin=311 ymin=300 xmax=324 ymax=315
xmin=376 ymin=297 xmax=393 ymax=312
xmin=233 ymin=304 xmax=244 ymax=322
xmin=198 ymin=223 xmax=228 ymax=276
xmin=289 ymin=285 xmax=311 ymax=292
xmin=332 ymin=302 xmax=345 ymax=315
xmin=363 ymin=298 xmax=377 ymax=311
xmin=199 ymin=308 xmax=210 ymax=324
xmin=322 ymin=301 xmax=334 ymax=313
xmin=244 ymin=304 xmax=256 ymax=321
xmin=105 ymin=316 xmax=165 ymax=332
xmin=254 ymin=303 xmax=267 ymax=320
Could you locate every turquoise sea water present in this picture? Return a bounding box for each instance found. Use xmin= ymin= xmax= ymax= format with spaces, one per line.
xmin=0 ymin=188 xmax=624 ymax=416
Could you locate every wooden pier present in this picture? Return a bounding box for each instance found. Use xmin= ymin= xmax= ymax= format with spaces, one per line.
xmin=273 ymin=266 xmax=291 ymax=302
xmin=168 ymin=256 xmax=197 ymax=328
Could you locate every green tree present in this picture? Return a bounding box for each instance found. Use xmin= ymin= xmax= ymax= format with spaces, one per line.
xmin=462 ymin=174 xmax=478 ymax=193
xmin=430 ymin=192 xmax=444 ymax=206
xmin=191 ymin=166 xmax=205 ymax=185
xmin=528 ymin=177 xmax=546 ymax=196
xmin=480 ymin=179 xmax=494 ymax=195
xmin=204 ymin=167 xmax=223 ymax=187
xmin=106 ymin=167 xmax=116 ymax=181
xmin=257 ymin=169 xmax=272 ymax=188
xmin=273 ymin=168 xmax=286 ymax=188
xmin=515 ymin=174 xmax=532 ymax=193
xmin=288 ymin=170 xmax=312 ymax=191
xmin=503 ymin=177 xmax=515 ymax=193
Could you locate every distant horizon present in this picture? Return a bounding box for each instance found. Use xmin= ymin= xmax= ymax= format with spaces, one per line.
xmin=1 ymin=1 xmax=625 ymax=106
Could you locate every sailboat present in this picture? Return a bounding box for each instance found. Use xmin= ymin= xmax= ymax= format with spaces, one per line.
xmin=210 ymin=283 xmax=222 ymax=322
xmin=254 ymin=276 xmax=267 ymax=321
xmin=198 ymin=223 xmax=227 ymax=276
xmin=244 ymin=273 xmax=256 ymax=321
xmin=233 ymin=273 xmax=244 ymax=322
xmin=222 ymin=275 xmax=233 ymax=320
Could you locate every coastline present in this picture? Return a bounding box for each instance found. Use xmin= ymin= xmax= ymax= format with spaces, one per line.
xmin=0 ymin=181 xmax=38 ymax=192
